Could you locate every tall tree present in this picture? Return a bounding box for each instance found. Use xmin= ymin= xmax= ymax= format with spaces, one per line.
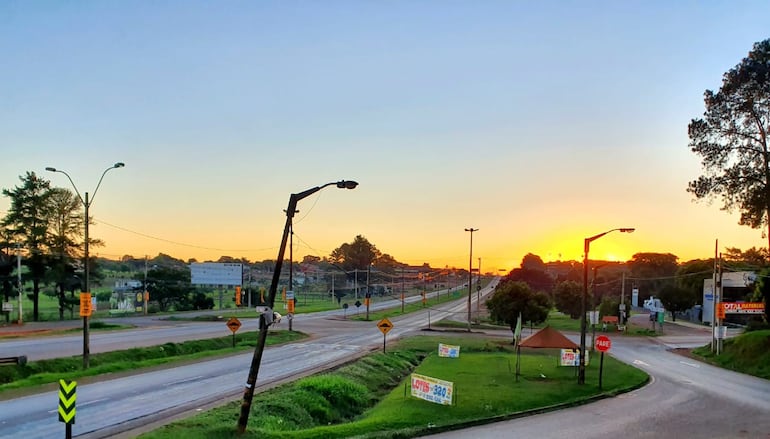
xmin=486 ymin=280 xmax=550 ymax=344
xmin=658 ymin=284 xmax=698 ymax=322
xmin=675 ymin=259 xmax=715 ymax=313
xmin=1 ymin=172 xmax=52 ymax=321
xmin=329 ymin=235 xmax=381 ymax=272
xmin=628 ymin=253 xmax=679 ymax=300
xmin=46 ymin=187 xmax=84 ymax=320
xmin=504 ymin=253 xmax=554 ymax=294
xmin=142 ymin=265 xmax=192 ymax=312
xmin=688 ymin=39 xmax=770 ymax=250
xmin=553 ymin=280 xmax=584 ymax=319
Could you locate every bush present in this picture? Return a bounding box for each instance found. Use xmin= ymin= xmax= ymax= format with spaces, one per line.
xmin=296 ymin=375 xmax=369 ymax=421
xmin=746 ymin=318 xmax=770 ymax=332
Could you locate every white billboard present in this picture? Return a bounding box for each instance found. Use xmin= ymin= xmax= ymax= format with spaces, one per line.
xmin=410 ymin=373 xmax=453 ymax=405
xmin=190 ymin=263 xmax=243 ymax=286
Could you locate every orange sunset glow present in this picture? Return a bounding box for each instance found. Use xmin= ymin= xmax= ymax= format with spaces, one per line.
xmin=2 ymin=3 xmax=768 ymax=273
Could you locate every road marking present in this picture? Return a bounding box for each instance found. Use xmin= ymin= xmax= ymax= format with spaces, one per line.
xmin=48 ymin=398 xmax=108 ymax=414
xmin=679 ymin=361 xmax=700 ymax=368
xmin=633 ymin=359 xmax=650 ymax=366
xmin=165 ymin=375 xmax=204 ymax=387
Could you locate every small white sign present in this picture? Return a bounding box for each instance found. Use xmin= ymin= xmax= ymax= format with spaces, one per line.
xmin=560 ymin=349 xmax=589 ymax=366
xmin=438 ymin=343 xmax=460 ymax=358
xmin=1 ymin=302 xmax=12 ymax=312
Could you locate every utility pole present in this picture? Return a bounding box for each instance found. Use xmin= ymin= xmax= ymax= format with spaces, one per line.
xmin=401 ymin=268 xmax=405 ymax=313
xmin=144 ymin=256 xmax=148 ymax=315
xmin=477 ymin=257 xmax=481 ymax=314
xmin=366 ymin=264 xmax=371 ymax=320
xmin=711 ymin=239 xmax=718 ymax=353
xmin=465 ymin=228 xmax=478 ymax=332
xmin=16 ymin=243 xmax=22 ymax=325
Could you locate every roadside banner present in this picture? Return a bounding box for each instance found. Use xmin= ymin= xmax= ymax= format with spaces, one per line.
xmin=438 ymin=343 xmax=460 ymax=358
xmin=410 ymin=373 xmax=453 ymax=405
xmin=560 ymin=349 xmax=589 ymax=366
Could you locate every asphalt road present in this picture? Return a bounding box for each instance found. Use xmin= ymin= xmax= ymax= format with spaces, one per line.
xmin=2 ymin=282 xmax=769 ymax=439
xmin=422 ymin=319 xmax=770 ymax=439
xmin=0 ymin=283 xmax=494 ymax=438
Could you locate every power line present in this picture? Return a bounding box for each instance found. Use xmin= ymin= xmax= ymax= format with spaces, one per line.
xmin=95 ymin=218 xmax=277 ymax=254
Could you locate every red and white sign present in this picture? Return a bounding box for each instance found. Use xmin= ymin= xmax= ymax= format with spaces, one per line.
xmin=595 ymin=335 xmax=612 ymax=352
xmin=720 ymin=302 xmax=765 ymax=314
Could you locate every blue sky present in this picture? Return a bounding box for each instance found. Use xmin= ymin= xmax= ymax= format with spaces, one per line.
xmin=2 ymin=1 xmax=769 ymax=271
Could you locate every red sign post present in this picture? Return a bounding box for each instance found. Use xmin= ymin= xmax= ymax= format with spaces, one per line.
xmin=595 ymin=335 xmax=611 ymax=352
xmin=595 ymin=335 xmax=611 ymax=389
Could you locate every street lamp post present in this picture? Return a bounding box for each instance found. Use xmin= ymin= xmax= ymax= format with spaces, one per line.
xmin=237 ymin=180 xmax=357 ymax=434
xmin=46 ymin=162 xmax=125 ymax=370
xmin=285 ymin=208 xmax=298 ymax=332
xmin=579 ymin=227 xmax=634 ymax=384
xmin=465 ymin=228 xmax=478 ymax=332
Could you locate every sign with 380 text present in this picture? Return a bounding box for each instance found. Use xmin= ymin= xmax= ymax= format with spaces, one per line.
xmin=410 ymin=373 xmax=453 ymax=405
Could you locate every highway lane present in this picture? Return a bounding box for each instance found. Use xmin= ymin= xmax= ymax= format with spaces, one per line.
xmin=0 ymin=284 xmax=475 ymax=362
xmin=0 ymin=282 xmax=496 ymax=438
xmin=422 ymin=331 xmax=770 ymax=439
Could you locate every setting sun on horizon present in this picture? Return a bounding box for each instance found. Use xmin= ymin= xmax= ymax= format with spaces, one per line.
xmin=2 ymin=3 xmax=769 ymax=275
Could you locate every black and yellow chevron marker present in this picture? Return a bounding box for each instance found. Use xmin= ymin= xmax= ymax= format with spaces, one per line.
xmin=58 ymin=379 xmax=77 ymax=424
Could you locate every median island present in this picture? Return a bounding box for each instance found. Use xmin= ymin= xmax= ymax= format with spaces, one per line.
xmin=140 ymin=334 xmax=649 ymax=439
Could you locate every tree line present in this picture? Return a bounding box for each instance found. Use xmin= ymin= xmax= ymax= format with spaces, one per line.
xmin=0 ymin=174 xmax=457 ymax=321
xmin=486 ymin=250 xmax=770 ymax=342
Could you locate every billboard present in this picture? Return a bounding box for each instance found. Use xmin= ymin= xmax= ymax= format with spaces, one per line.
xmin=438 ymin=343 xmax=460 ymax=358
xmin=560 ymin=349 xmax=589 ymax=366
xmin=190 ymin=263 xmax=243 ymax=286
xmin=411 ymin=373 xmax=453 ymax=405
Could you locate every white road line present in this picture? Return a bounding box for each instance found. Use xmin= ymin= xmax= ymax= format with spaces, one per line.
xmin=164 ymin=375 xmax=204 ymax=387
xmin=633 ymin=359 xmax=650 ymax=366
xmin=679 ymin=361 xmax=700 ymax=368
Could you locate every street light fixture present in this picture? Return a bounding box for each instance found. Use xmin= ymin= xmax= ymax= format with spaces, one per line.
xmin=579 ymin=227 xmax=634 ymax=384
xmin=465 ymin=228 xmax=478 ymax=332
xmin=46 ymin=162 xmax=125 ymax=370
xmin=237 ymin=180 xmax=358 ymax=433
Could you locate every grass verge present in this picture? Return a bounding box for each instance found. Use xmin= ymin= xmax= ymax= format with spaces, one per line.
xmin=140 ymin=334 xmax=648 ymax=439
xmin=0 ymin=330 xmax=306 ymax=394
xmin=690 ymin=329 xmax=770 ymax=379
xmin=350 ymin=290 xmax=471 ymax=323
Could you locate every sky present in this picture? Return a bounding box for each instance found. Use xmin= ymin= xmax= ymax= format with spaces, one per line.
xmin=1 ymin=1 xmax=769 ymax=273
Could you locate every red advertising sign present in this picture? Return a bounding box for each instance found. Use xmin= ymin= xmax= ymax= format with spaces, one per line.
xmin=595 ymin=335 xmax=611 ymax=352
xmin=721 ymin=302 xmax=764 ymax=314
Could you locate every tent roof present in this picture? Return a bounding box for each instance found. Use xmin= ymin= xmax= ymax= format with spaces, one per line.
xmin=519 ymin=326 xmax=579 ymax=349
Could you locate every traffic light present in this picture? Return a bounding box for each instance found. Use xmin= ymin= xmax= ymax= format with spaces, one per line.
xmin=235 ymin=286 xmax=242 ymax=306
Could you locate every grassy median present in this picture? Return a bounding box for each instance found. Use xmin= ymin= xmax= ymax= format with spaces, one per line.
xmin=141 ymin=334 xmax=648 ymax=439
xmin=0 ymin=329 xmax=306 ymax=394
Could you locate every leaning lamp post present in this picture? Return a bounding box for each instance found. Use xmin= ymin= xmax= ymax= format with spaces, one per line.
xmin=578 ymin=227 xmax=634 ymax=385
xmin=237 ymin=180 xmax=358 ymax=433
xmin=46 ymin=162 xmax=125 ymax=370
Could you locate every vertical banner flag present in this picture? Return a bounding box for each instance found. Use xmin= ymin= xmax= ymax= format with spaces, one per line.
xmin=514 ymin=312 xmax=522 ymax=345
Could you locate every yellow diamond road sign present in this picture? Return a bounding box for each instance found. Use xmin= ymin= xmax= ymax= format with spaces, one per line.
xmin=226 ymin=317 xmax=242 ymax=333
xmin=58 ymin=379 xmax=77 ymax=424
xmin=377 ymin=318 xmax=394 ymax=335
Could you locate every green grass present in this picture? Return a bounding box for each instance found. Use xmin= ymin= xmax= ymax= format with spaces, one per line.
xmin=691 ymin=329 xmax=770 ymax=379
xmin=349 ymin=290 xmax=469 ymax=322
xmin=140 ymin=335 xmax=648 ymax=439
xmin=0 ymin=330 xmax=307 ymax=393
